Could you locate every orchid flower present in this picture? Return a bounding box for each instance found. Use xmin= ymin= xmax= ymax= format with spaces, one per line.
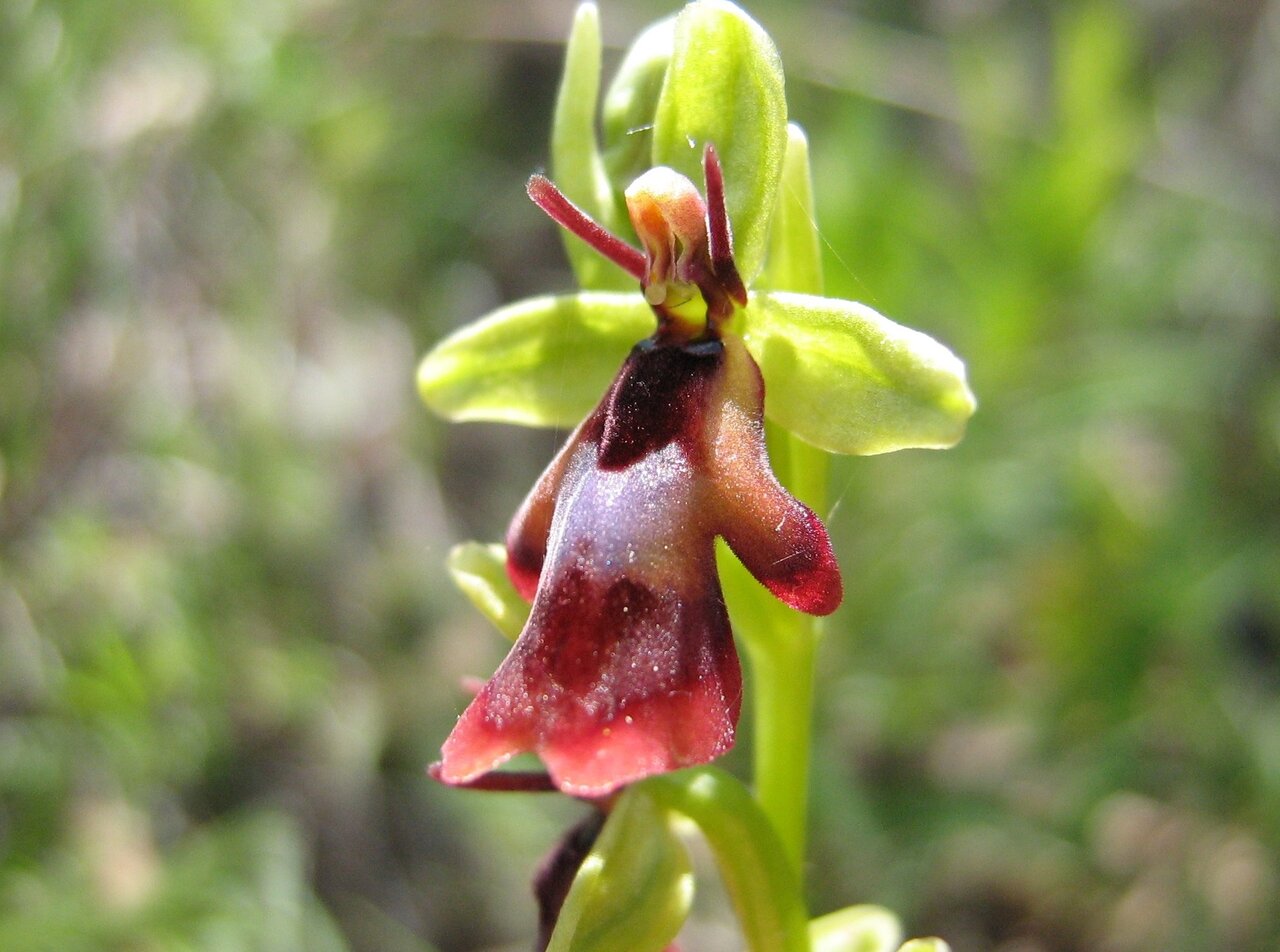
xmin=437 ymin=146 xmax=843 ymax=795
xmin=420 ymin=1 xmax=973 ymax=798
xmin=419 ymin=2 xmax=972 ymax=946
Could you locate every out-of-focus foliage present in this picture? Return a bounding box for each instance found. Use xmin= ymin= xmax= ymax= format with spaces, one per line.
xmin=0 ymin=1 xmax=1276 ymax=951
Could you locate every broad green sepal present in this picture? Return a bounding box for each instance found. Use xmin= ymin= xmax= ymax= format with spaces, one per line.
xmin=743 ymin=291 xmax=976 ymax=455
xmin=602 ymin=15 xmax=676 ymax=198
xmin=652 ymin=0 xmax=787 ymax=285
xmin=898 ymin=941 xmax=952 ymax=952
xmin=810 ymin=905 xmax=903 ymax=952
xmin=552 ymin=2 xmax=633 ymax=291
xmin=547 ymin=789 xmax=693 ymax=952
xmin=445 ymin=542 xmax=527 ymax=641
xmin=759 ymin=124 xmax=823 ymax=296
xmin=647 ymin=768 xmax=809 ymax=952
xmin=417 ymin=293 xmax=653 ymax=427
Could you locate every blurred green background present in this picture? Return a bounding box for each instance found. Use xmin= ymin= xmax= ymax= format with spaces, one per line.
xmin=2 ymin=0 xmax=1278 ymax=949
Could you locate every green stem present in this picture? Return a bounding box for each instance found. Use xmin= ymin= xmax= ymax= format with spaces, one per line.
xmin=741 ymin=120 xmax=830 ymax=879
xmin=744 ymin=602 xmax=817 ymax=872
xmin=744 ymin=422 xmax=828 ymax=874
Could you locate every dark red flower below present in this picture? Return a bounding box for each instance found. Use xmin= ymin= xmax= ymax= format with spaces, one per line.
xmin=437 ymin=332 xmax=841 ymax=796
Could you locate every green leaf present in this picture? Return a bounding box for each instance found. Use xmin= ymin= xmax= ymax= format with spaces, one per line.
xmin=417 ymin=293 xmax=653 ymax=427
xmin=602 ymin=14 xmax=676 ymax=200
xmin=547 ymin=789 xmax=693 ymax=952
xmin=445 ymin=542 xmax=527 ymax=641
xmin=647 ymin=768 xmax=809 ymax=952
xmin=742 ymin=291 xmax=976 ymax=455
xmin=652 ymin=0 xmax=787 ymax=284
xmin=810 ymin=905 xmax=903 ymax=952
xmin=551 ymin=2 xmax=634 ymax=291
xmin=758 ymin=123 xmax=823 ymax=296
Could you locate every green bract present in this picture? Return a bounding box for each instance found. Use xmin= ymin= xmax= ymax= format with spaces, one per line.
xmin=547 ymin=789 xmax=693 ymax=952
xmin=445 ymin=542 xmax=527 ymax=641
xmin=648 ymin=768 xmax=809 ymax=952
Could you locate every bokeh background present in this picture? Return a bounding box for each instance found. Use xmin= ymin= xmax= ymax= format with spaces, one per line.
xmin=2 ymin=0 xmax=1278 ymax=949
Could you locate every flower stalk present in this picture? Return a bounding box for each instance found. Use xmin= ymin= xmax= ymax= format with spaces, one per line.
xmin=746 ymin=122 xmax=829 ymax=872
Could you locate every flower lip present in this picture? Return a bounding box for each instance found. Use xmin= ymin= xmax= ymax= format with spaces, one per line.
xmin=438 ymin=337 xmax=742 ymax=796
xmin=437 ymin=333 xmax=842 ymax=796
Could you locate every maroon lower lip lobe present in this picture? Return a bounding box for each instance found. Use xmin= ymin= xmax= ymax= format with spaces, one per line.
xmin=438 ymin=336 xmax=839 ymax=795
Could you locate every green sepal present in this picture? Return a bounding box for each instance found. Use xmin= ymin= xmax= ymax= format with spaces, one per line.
xmin=742 ymin=291 xmax=976 ymax=455
xmin=602 ymin=14 xmax=676 ymax=199
xmin=445 ymin=542 xmax=527 ymax=642
xmin=547 ymin=789 xmax=693 ymax=952
xmin=417 ymin=293 xmax=653 ymax=427
xmin=551 ymin=2 xmax=634 ymax=291
xmin=652 ymin=0 xmax=787 ymax=285
xmin=647 ymin=768 xmax=809 ymax=952
xmin=758 ymin=123 xmax=823 ymax=296
xmin=810 ymin=905 xmax=903 ymax=952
